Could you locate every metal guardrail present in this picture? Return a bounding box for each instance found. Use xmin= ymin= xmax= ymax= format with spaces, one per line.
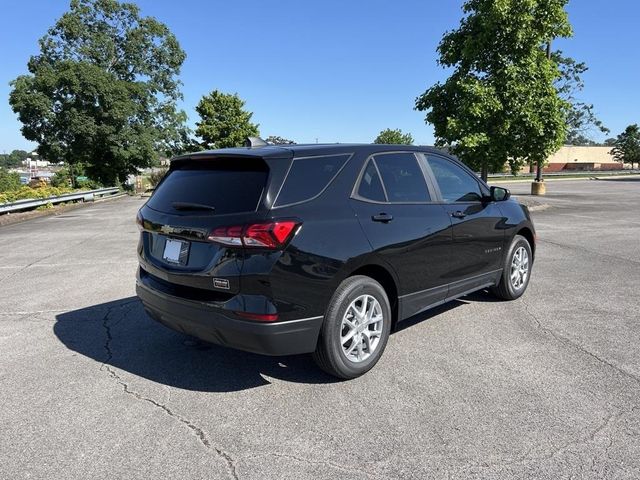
xmin=0 ymin=187 xmax=120 ymax=214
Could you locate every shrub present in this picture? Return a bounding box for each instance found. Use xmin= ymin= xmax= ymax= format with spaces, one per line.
xmin=148 ymin=168 xmax=169 ymax=188
xmin=51 ymin=169 xmax=71 ymax=188
xmin=0 ymin=168 xmax=22 ymax=192
xmin=75 ymin=177 xmax=102 ymax=190
xmin=0 ymin=185 xmax=75 ymax=204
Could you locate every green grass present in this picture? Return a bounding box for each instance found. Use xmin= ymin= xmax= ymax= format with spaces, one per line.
xmin=488 ymin=172 xmax=640 ymax=182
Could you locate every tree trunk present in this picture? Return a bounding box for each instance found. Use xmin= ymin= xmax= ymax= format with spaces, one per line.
xmin=481 ymin=163 xmax=488 ymax=182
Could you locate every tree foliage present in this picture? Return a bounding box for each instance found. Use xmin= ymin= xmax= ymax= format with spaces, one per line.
xmin=554 ymin=52 xmax=609 ymax=145
xmin=266 ymin=135 xmax=295 ymax=145
xmin=0 ymin=168 xmax=22 ymax=193
xmin=0 ymin=150 xmax=30 ymax=169
xmin=415 ymin=0 xmax=572 ymax=180
xmin=195 ymin=90 xmax=259 ymax=149
xmin=610 ymin=124 xmax=640 ymax=169
xmin=373 ymin=128 xmax=414 ymax=145
xmin=9 ymin=0 xmax=188 ymax=185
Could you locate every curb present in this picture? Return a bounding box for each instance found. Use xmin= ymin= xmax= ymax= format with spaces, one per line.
xmin=513 ymin=195 xmax=551 ymax=212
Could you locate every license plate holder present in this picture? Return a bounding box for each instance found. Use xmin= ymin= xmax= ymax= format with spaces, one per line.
xmin=162 ymin=238 xmax=190 ymax=265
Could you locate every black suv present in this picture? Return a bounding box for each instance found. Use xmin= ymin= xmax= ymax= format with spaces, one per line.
xmin=136 ymin=143 xmax=535 ymax=378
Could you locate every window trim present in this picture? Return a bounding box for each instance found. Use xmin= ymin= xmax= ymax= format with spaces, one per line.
xmin=271 ymin=153 xmax=354 ymax=209
xmin=351 ymin=151 xmax=437 ymax=205
xmin=420 ymin=153 xmax=488 ymax=204
xmin=353 ymin=158 xmax=388 ymax=202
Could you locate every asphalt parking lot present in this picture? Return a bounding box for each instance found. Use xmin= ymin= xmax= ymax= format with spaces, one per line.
xmin=1 ymin=178 xmax=639 ymax=479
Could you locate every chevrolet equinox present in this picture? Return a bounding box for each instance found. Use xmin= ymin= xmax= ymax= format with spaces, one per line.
xmin=136 ymin=142 xmax=535 ymax=378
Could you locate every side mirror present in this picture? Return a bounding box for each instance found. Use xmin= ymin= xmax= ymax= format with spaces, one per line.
xmin=490 ymin=186 xmax=510 ymax=202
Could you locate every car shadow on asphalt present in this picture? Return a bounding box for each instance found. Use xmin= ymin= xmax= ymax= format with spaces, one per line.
xmin=54 ymin=290 xmax=498 ymax=392
xmin=54 ymin=297 xmax=339 ymax=392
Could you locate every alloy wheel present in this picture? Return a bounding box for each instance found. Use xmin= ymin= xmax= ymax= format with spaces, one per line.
xmin=340 ymin=294 xmax=384 ymax=363
xmin=510 ymin=246 xmax=529 ymax=290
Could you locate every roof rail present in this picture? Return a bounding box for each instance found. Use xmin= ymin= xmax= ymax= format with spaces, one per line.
xmin=244 ymin=136 xmax=269 ymax=148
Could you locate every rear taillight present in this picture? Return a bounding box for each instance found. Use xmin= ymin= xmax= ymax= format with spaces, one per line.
xmin=207 ymin=221 xmax=300 ymax=249
xmin=209 ymin=225 xmax=243 ymax=246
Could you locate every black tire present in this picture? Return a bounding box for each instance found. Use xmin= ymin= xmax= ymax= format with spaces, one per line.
xmin=491 ymin=234 xmax=533 ymax=300
xmin=313 ymin=275 xmax=392 ymax=379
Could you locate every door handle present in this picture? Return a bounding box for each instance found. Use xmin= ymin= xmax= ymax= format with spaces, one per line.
xmin=372 ymin=213 xmax=393 ymax=223
xmin=451 ymin=211 xmax=467 ymax=219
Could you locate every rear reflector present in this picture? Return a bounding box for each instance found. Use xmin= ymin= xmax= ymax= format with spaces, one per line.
xmin=234 ymin=311 xmax=279 ymax=322
xmin=208 ymin=221 xmax=300 ymax=249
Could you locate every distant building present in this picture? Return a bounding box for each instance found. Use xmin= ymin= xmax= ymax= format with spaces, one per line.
xmin=525 ymin=145 xmax=624 ymax=173
xmin=22 ymin=158 xmax=50 ymax=168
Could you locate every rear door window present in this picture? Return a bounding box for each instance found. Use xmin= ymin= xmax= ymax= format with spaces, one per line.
xmin=274 ymin=154 xmax=350 ymax=207
xmin=146 ymin=158 xmax=268 ymax=214
xmin=373 ymin=153 xmax=431 ymax=202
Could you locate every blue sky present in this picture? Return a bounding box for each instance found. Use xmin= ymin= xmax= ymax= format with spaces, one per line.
xmin=1 ymin=0 xmax=639 ymax=153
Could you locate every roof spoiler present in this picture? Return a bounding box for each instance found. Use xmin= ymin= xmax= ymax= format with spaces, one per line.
xmin=244 ymin=136 xmax=269 ymax=148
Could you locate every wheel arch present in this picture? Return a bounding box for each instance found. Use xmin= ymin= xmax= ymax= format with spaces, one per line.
xmin=348 ymin=264 xmax=399 ymax=330
xmin=516 ymin=226 xmax=536 ymax=260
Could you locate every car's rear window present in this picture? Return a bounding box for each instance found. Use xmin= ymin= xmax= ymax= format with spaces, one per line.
xmin=146 ymin=158 xmax=268 ymax=215
xmin=274 ymin=154 xmax=350 ymax=207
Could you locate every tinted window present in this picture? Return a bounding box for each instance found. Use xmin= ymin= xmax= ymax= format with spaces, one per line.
xmin=147 ymin=158 xmax=267 ymax=214
xmin=374 ymin=153 xmax=430 ymax=202
xmin=275 ymin=154 xmax=349 ymax=206
xmin=357 ymin=160 xmax=386 ymax=202
xmin=427 ymin=156 xmax=483 ymax=202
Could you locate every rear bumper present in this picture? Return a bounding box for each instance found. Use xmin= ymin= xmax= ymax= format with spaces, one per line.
xmin=136 ymin=279 xmax=323 ymax=356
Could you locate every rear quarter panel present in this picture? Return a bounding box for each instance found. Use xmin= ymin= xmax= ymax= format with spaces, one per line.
xmin=250 ymin=152 xmax=375 ymax=320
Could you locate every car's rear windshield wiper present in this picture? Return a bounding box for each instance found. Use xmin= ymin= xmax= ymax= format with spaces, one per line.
xmin=171 ymin=202 xmax=216 ymax=212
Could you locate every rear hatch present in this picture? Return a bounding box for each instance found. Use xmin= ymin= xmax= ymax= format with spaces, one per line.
xmin=138 ymin=155 xmax=280 ymax=295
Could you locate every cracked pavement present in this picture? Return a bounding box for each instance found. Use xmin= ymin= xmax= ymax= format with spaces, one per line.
xmin=1 ymin=178 xmax=639 ymax=479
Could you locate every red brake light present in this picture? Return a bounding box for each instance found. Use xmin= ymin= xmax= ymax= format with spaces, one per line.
xmin=272 ymin=222 xmax=298 ymax=243
xmin=207 ymin=221 xmax=300 ymax=249
xmin=244 ymin=223 xmax=275 ymax=248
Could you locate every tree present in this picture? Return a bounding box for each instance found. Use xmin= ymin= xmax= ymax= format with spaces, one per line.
xmin=266 ymin=135 xmax=295 ymax=145
xmin=0 ymin=150 xmax=30 ymax=169
xmin=610 ymin=124 xmax=640 ymax=169
xmin=415 ymin=0 xmax=572 ymax=181
xmin=195 ymin=91 xmax=259 ymax=149
xmin=9 ymin=0 xmax=188 ymax=185
xmin=565 ymin=134 xmax=599 ymax=146
xmin=373 ymin=128 xmax=414 ymax=145
xmin=554 ymin=52 xmax=609 ymax=145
